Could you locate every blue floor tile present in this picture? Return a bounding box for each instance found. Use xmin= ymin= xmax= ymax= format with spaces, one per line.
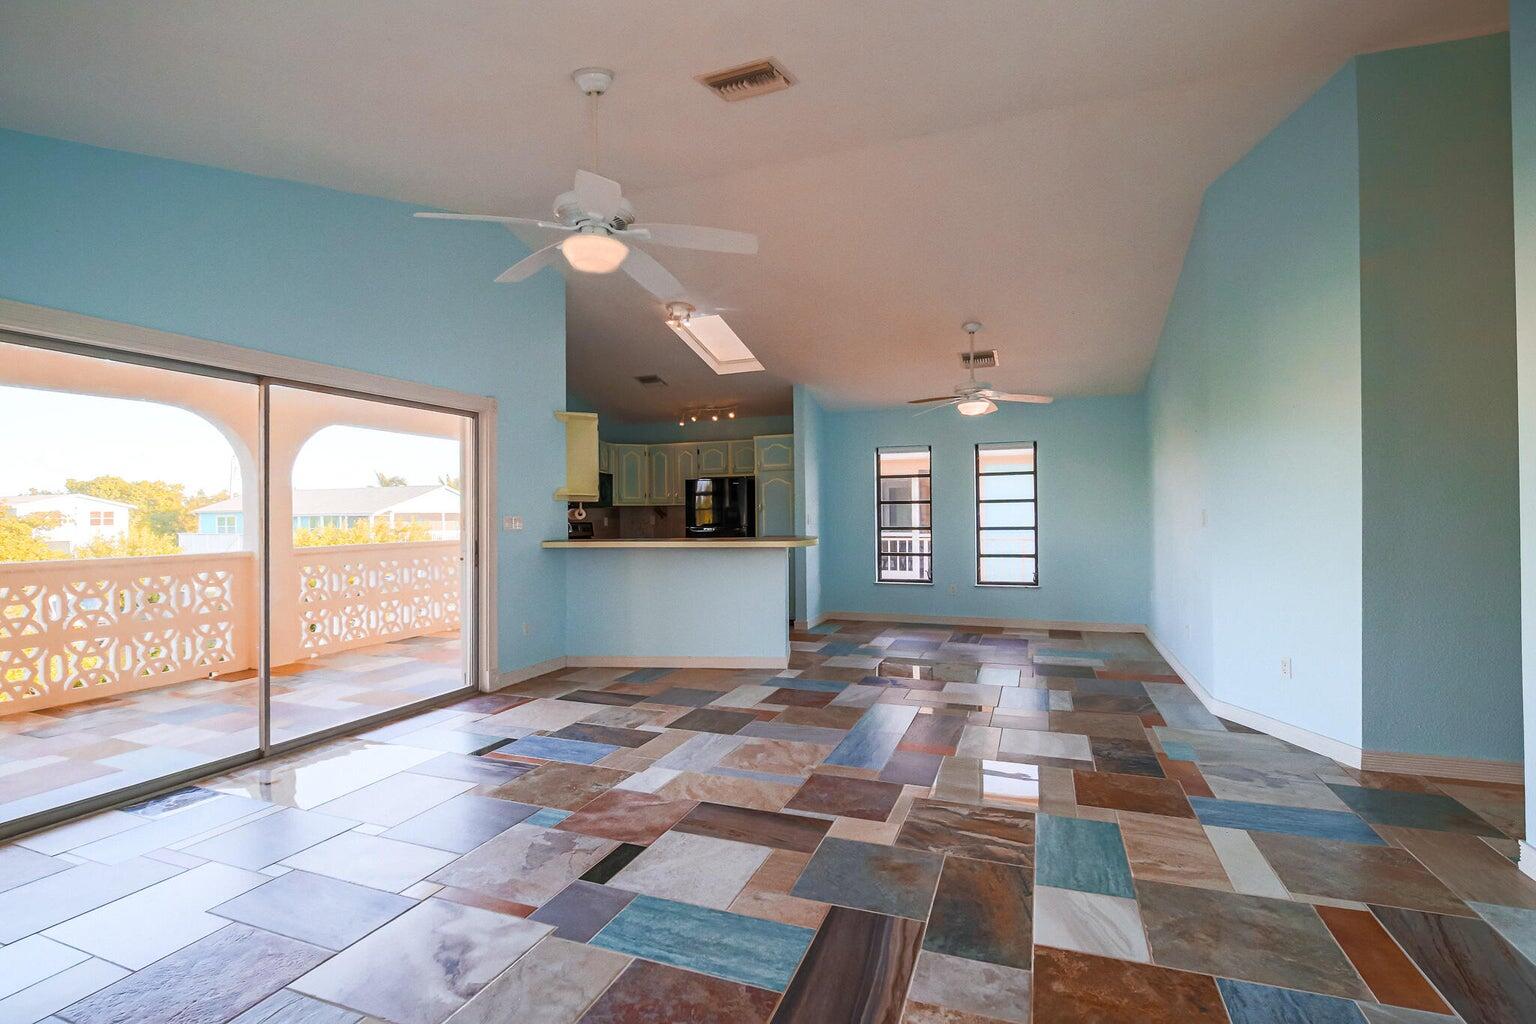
xmin=1217 ymin=978 xmax=1366 ymax=1023
xmin=591 ymin=893 xmax=814 ymax=991
xmin=1034 ymin=813 xmax=1134 ymax=898
xmin=498 ymin=735 xmax=619 ymax=765
xmin=1161 ymin=740 xmax=1198 ymax=761
xmin=525 ymin=807 xmax=572 ymax=827
xmin=618 ymin=667 xmax=674 ymax=684
xmin=767 ymin=676 xmax=849 ymax=692
xmin=1189 ymin=797 xmax=1386 ymax=845
xmin=824 ymin=704 xmax=919 ymax=770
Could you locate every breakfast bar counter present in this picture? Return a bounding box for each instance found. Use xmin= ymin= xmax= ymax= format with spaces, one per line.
xmin=544 ymin=536 xmax=816 ymax=668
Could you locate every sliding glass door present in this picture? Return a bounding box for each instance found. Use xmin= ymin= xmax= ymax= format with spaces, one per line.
xmin=266 ymin=384 xmax=476 ymax=746
xmin=0 ymin=335 xmax=479 ymax=837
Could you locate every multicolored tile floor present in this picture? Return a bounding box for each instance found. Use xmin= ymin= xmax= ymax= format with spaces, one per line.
xmin=0 ymin=621 xmax=1532 ymax=1022
xmin=0 ymin=633 xmax=464 ymax=830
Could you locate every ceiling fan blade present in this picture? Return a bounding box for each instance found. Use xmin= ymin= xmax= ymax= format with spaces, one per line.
xmin=907 ymin=396 xmax=959 ymax=405
xmin=618 ymin=246 xmax=686 ymax=301
xmin=574 ymin=169 xmax=624 ymax=221
xmin=989 ymin=392 xmax=1055 ymax=404
xmin=415 ymin=211 xmax=571 ymax=231
xmin=494 ymin=242 xmax=564 ymax=283
xmin=914 ymin=400 xmax=957 ymax=417
xmin=622 ymin=223 xmax=758 ymax=255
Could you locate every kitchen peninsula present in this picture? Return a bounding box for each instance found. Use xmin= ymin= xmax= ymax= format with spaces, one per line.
xmin=542 ymin=536 xmax=816 ymax=668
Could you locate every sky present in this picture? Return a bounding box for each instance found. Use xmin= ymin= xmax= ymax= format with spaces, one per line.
xmin=1 ymin=386 xmax=461 ymax=497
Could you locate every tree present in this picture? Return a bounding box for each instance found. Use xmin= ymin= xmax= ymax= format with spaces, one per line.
xmin=438 ymin=474 xmax=461 ymax=491
xmin=374 ymin=472 xmax=407 ymax=487
xmin=74 ymin=522 xmax=181 ymax=559
xmin=293 ymin=519 xmax=431 ymax=548
xmin=0 ymin=506 xmax=64 ymax=562
xmin=66 ymin=476 xmax=227 ymax=537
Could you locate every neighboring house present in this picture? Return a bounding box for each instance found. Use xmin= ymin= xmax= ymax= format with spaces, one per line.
xmin=181 ymin=484 xmax=461 ymax=551
xmin=0 ymin=493 xmax=133 ymax=554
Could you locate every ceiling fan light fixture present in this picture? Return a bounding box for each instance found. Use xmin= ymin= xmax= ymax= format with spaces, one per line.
xmin=956 ymin=397 xmax=998 ymax=417
xmin=560 ymin=232 xmax=628 ymax=273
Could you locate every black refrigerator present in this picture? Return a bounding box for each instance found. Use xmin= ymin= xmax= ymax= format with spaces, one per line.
xmin=685 ymin=477 xmax=756 ymax=537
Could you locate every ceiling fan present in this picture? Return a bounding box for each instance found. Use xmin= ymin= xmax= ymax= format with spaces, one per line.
xmin=909 ymin=322 xmax=1053 ymax=416
xmin=413 ymin=68 xmax=757 ymax=302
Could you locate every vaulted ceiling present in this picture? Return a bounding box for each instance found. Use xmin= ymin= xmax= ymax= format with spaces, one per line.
xmin=0 ymin=1 xmax=1505 ymax=420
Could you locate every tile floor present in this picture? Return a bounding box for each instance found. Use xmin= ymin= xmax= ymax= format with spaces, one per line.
xmin=0 ymin=633 xmax=465 ymax=830
xmin=0 ymin=622 xmax=1532 ymax=1022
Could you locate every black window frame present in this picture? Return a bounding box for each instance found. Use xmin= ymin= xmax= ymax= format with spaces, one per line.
xmin=975 ymin=441 xmax=1038 ymax=587
xmin=875 ymin=445 xmax=933 ymax=585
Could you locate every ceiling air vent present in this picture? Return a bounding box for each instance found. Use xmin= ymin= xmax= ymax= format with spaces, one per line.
xmin=961 ymin=350 xmax=999 ymax=370
xmin=696 ymin=58 xmax=795 ymax=102
xmin=634 ymin=374 xmax=668 ymax=388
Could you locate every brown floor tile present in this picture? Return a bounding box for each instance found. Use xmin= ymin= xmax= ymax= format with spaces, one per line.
xmin=579 ymin=959 xmax=778 ymax=1024
xmin=1373 ymin=904 xmax=1536 ymax=1023
xmin=895 ymin=798 xmax=1035 ymax=867
xmin=923 ymin=855 xmax=1033 ymax=970
xmin=489 ymin=761 xmax=631 ymax=811
xmin=784 ymin=773 xmax=903 ymax=822
xmin=1073 ymin=770 xmax=1194 ymax=819
xmin=1250 ymin=831 xmax=1470 ymax=916
xmin=671 ymin=801 xmax=832 ymax=853
xmin=555 ymin=789 xmax=698 ymax=845
xmin=771 ymin=906 xmax=923 ymax=1024
xmin=1031 ymin=947 xmax=1229 ymax=1023
xmin=1117 ymin=811 xmax=1232 ymax=890
xmin=1378 ymin=825 xmax=1536 ymax=909
xmin=1314 ymin=904 xmax=1453 ymax=1014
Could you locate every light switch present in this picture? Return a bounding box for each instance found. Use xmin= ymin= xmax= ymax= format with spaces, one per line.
xmin=503 ymin=515 xmax=524 ymax=532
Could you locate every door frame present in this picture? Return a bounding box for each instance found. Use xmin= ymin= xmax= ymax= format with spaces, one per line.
xmin=0 ymin=298 xmax=501 ymax=839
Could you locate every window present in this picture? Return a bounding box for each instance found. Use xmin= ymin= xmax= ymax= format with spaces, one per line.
xmin=877 ymin=446 xmax=932 ymax=583
xmin=215 ymin=514 xmax=238 ymax=534
xmin=88 ymin=510 xmax=114 ymax=527
xmin=976 ymin=442 xmax=1038 ymax=586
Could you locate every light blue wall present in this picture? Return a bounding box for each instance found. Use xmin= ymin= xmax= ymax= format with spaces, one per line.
xmin=0 ymin=129 xmax=568 ymax=673
xmin=563 ymin=548 xmax=790 ymax=662
xmin=598 ymin=415 xmax=793 ymax=445
xmin=1147 ymin=63 xmax=1365 ymax=747
xmin=1357 ymin=34 xmax=1521 ymax=761
xmin=792 ymin=385 xmax=826 ymax=625
xmin=1513 ymin=0 xmax=1536 ymax=808
xmin=818 ymin=397 xmax=1149 ymax=625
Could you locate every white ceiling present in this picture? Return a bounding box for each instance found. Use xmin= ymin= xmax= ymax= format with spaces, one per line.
xmin=0 ymin=1 xmax=1505 ymax=420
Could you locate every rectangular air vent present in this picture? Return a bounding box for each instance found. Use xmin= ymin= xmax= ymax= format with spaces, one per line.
xmin=696 ymin=58 xmax=794 ymax=102
xmin=961 ymin=350 xmax=999 ymax=370
xmin=634 ymin=374 xmax=668 ymax=387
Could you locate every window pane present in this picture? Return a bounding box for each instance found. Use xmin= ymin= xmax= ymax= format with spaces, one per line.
xmin=980 ymin=556 xmax=1036 ymax=584
xmin=978 ymin=474 xmax=1034 ymax=501
xmin=978 ymin=530 xmax=1036 ymax=556
xmin=879 ymin=476 xmax=931 ymax=502
xmin=879 ymin=553 xmax=931 ymax=582
xmin=879 ymin=534 xmax=932 ymax=556
xmin=878 ymin=450 xmax=930 ymax=477
xmin=978 ymin=502 xmax=1035 ymax=529
xmin=880 ymin=503 xmax=931 ymax=528
xmin=978 ymin=444 xmax=1034 ymax=474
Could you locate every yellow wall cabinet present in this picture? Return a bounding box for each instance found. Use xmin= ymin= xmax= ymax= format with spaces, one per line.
xmin=555 ymin=411 xmax=600 ymax=502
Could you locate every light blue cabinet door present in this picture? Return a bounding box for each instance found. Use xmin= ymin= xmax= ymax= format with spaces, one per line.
xmin=614 ymin=445 xmax=649 ymax=504
xmin=674 ymin=445 xmax=698 ymax=495
xmin=649 ymin=447 xmax=672 ymax=503
xmin=755 ymin=434 xmax=793 ymax=471
xmin=757 ymin=469 xmax=794 ymax=537
xmin=728 ymin=439 xmax=756 ymax=475
xmin=598 ymin=441 xmax=613 ymax=474
xmin=697 ymin=442 xmax=730 ymax=476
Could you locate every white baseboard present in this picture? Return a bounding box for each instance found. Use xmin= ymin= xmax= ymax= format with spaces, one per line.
xmin=818 ymin=610 xmax=1147 ymax=633
xmin=565 ymin=655 xmax=788 ymax=670
xmin=490 ymin=656 xmax=568 ymax=690
xmin=1143 ymin=630 xmax=1364 ymax=769
xmin=1521 ymin=842 xmax=1536 ymax=883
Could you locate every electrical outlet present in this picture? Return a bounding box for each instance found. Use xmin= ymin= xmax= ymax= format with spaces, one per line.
xmin=947 ymin=583 xmax=958 ymax=596
xmin=522 ymin=622 xmax=532 ymax=636
xmin=503 ymin=515 xmax=524 ymax=532
xmin=1280 ymin=657 xmax=1293 ymax=679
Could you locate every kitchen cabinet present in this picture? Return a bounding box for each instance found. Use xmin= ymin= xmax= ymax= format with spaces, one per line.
xmin=757 ymin=470 xmax=794 ymax=537
xmin=554 ymin=411 xmax=600 ymax=502
xmin=728 ymin=439 xmax=756 ymax=475
xmin=674 ymin=445 xmax=698 ymax=496
xmin=754 ymin=434 xmax=794 ymax=471
xmin=696 ymin=442 xmax=730 ymax=476
xmin=598 ymin=440 xmax=613 ymax=474
xmin=613 ymin=444 xmax=650 ymax=504
xmin=649 ymin=446 xmax=672 ymax=503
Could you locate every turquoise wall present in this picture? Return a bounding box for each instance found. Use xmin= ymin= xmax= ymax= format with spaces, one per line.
xmin=1357 ymin=35 xmax=1521 ymax=760
xmin=1513 ymin=0 xmax=1536 ymax=808
xmin=817 ymin=397 xmax=1149 ymax=625
xmin=0 ymin=129 xmax=568 ymax=674
xmin=1148 ymin=35 xmax=1521 ymax=760
xmin=1147 ymin=63 xmax=1365 ymax=747
xmin=792 ymin=385 xmax=826 ymax=625
xmin=563 ymin=548 xmax=790 ymax=662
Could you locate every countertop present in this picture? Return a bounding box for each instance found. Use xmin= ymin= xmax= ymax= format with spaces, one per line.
xmin=542 ymin=536 xmax=817 ymax=549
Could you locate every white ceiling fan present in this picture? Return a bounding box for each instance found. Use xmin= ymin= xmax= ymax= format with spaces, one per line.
xmin=413 ymin=68 xmax=757 ymax=302
xmin=909 ymin=321 xmax=1053 ymax=416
